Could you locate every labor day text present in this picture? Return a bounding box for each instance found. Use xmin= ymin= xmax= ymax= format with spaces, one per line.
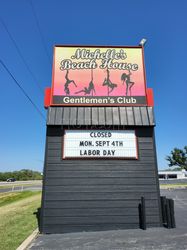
xmin=78 ymin=131 xmax=123 ymax=157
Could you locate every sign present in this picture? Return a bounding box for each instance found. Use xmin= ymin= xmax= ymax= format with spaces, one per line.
xmin=52 ymin=46 xmax=147 ymax=106
xmin=63 ymin=130 xmax=137 ymax=159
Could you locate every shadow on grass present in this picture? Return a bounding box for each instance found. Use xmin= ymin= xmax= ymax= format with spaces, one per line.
xmin=34 ymin=207 xmax=41 ymax=231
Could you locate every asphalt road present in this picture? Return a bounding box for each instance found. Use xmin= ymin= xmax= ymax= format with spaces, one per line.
xmin=0 ymin=185 xmax=42 ymax=193
xmin=0 ymin=180 xmax=42 ymax=193
xmin=161 ymin=189 xmax=187 ymax=230
xmin=28 ymin=189 xmax=187 ymax=250
xmin=0 ymin=180 xmax=42 ymax=186
xmin=159 ymin=179 xmax=187 ymax=184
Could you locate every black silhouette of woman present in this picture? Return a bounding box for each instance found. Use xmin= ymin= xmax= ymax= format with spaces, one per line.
xmin=75 ymin=69 xmax=96 ymax=96
xmin=64 ymin=70 xmax=77 ymax=95
xmin=121 ymin=70 xmax=135 ymax=96
xmin=102 ymin=69 xmax=117 ymax=95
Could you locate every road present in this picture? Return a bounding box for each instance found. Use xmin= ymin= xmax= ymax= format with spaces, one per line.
xmin=29 ymin=189 xmax=187 ymax=250
xmin=0 ymin=185 xmax=42 ymax=193
xmin=0 ymin=180 xmax=42 ymax=193
xmin=161 ymin=189 xmax=187 ymax=229
xmin=159 ymin=179 xmax=187 ymax=184
xmin=0 ymin=180 xmax=42 ymax=186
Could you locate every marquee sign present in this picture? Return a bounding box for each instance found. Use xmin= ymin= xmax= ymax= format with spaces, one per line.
xmin=63 ymin=130 xmax=138 ymax=159
xmin=52 ymin=46 xmax=147 ymax=106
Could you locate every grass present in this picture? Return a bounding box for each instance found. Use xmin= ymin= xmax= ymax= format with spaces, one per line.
xmin=0 ymin=191 xmax=41 ymax=207
xmin=160 ymin=183 xmax=187 ymax=189
xmin=0 ymin=191 xmax=41 ymax=250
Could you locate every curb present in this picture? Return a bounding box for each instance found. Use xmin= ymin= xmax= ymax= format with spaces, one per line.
xmin=16 ymin=228 xmax=39 ymax=250
xmin=160 ymin=186 xmax=187 ymax=190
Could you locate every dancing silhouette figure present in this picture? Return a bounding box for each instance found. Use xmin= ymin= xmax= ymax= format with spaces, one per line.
xmin=121 ymin=70 xmax=135 ymax=96
xmin=75 ymin=69 xmax=96 ymax=96
xmin=64 ymin=70 xmax=77 ymax=95
xmin=102 ymin=69 xmax=117 ymax=95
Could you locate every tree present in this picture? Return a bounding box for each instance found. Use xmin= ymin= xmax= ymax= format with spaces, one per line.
xmin=166 ymin=146 xmax=187 ymax=171
xmin=0 ymin=169 xmax=42 ymax=181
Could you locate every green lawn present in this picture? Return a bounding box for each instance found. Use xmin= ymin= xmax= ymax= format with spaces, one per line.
xmin=160 ymin=183 xmax=187 ymax=189
xmin=0 ymin=191 xmax=41 ymax=250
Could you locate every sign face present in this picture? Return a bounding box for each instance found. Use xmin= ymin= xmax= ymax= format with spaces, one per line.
xmin=63 ymin=130 xmax=137 ymax=159
xmin=52 ymin=46 xmax=147 ymax=106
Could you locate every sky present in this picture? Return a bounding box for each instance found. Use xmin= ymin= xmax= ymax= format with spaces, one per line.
xmin=0 ymin=0 xmax=187 ymax=172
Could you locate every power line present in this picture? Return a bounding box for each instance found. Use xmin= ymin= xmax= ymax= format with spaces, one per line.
xmin=0 ymin=17 xmax=43 ymax=94
xmin=29 ymin=0 xmax=51 ymax=65
xmin=0 ymin=59 xmax=46 ymax=121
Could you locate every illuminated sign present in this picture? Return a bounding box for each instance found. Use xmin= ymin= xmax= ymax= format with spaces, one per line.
xmin=52 ymin=46 xmax=147 ymax=106
xmin=63 ymin=130 xmax=137 ymax=159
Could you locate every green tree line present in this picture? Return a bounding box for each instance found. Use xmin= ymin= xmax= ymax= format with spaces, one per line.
xmin=0 ymin=169 xmax=42 ymax=181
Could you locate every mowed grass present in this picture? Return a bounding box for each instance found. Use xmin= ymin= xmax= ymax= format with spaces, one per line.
xmin=0 ymin=191 xmax=40 ymax=207
xmin=0 ymin=191 xmax=41 ymax=250
xmin=160 ymin=183 xmax=187 ymax=189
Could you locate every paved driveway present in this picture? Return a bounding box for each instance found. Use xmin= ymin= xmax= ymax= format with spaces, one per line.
xmin=28 ymin=189 xmax=187 ymax=250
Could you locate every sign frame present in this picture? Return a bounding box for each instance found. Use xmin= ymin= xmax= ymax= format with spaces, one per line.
xmin=62 ymin=129 xmax=139 ymax=160
xmin=51 ymin=45 xmax=148 ymax=107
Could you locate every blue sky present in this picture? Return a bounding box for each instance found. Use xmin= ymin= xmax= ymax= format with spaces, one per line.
xmin=0 ymin=0 xmax=186 ymax=172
